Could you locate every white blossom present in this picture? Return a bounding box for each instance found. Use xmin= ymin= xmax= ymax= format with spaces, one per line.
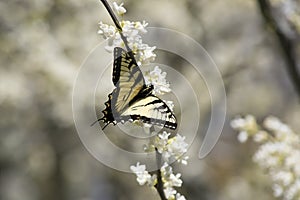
xmin=284 ymin=180 xmax=300 ymax=200
xmin=271 ymin=171 xmax=293 ymax=186
xmin=253 ymin=142 xmax=292 ymax=168
xmin=130 ymin=162 xmax=154 ymax=186
xmin=176 ymin=193 xmax=187 ymax=200
xmin=98 ymin=18 xmax=155 ymax=64
xmin=112 ymin=2 xmax=126 ymax=15
xmin=134 ymin=21 xmax=148 ymax=34
xmin=139 ymin=46 xmax=156 ymax=64
xmin=230 ymin=117 xmax=247 ymax=129
xmin=263 ymin=116 xmax=299 ymax=144
xmin=167 ymin=134 xmax=189 ymax=164
xmin=160 ymin=162 xmax=184 ymax=199
xmin=161 ymin=163 xmax=183 ymax=187
xmin=232 ymin=115 xmax=300 ymax=200
xmin=230 ymin=115 xmax=257 ymax=132
xmin=156 ymin=131 xmax=171 ymax=153
xmin=147 ymin=174 xmax=157 ymax=187
xmin=253 ymin=130 xmax=268 ymax=142
xmin=168 ymin=173 xmax=183 ymax=187
xmin=273 ymin=184 xmax=284 ymax=197
xmin=145 ymin=66 xmax=171 ymax=95
xmin=134 ymin=133 xmax=188 ymax=197
xmin=149 ymin=132 xmax=189 ymax=164
xmin=98 ymin=22 xmax=116 ymax=39
xmin=286 ymin=151 xmax=300 ymax=176
xmin=263 ymin=116 xmax=282 ymax=131
xmin=164 ymin=186 xmax=177 ymax=199
xmin=237 ymin=131 xmax=248 ymax=143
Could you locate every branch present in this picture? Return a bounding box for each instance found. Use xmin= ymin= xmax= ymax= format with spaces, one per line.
xmin=100 ymin=2 xmax=166 ymax=199
xmin=100 ymin=0 xmax=135 ymax=59
xmin=256 ymin=0 xmax=300 ymax=99
xmin=148 ymin=125 xmax=166 ymax=200
xmin=154 ymin=149 xmax=167 ymax=200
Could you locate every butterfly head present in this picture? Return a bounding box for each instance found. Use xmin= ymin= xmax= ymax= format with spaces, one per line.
xmin=140 ymin=84 xmax=154 ymax=96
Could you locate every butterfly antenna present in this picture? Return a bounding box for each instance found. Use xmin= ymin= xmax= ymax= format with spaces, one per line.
xmin=90 ymin=118 xmax=103 ymax=126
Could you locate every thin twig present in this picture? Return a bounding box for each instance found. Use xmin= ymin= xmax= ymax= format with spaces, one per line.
xmin=100 ymin=0 xmax=134 ymax=59
xmin=256 ymin=0 xmax=300 ymax=99
xmin=100 ymin=0 xmax=122 ymax=30
xmin=100 ymin=2 xmax=166 ymax=199
xmin=154 ymin=148 xmax=167 ymax=200
xmin=148 ymin=126 xmax=166 ymax=200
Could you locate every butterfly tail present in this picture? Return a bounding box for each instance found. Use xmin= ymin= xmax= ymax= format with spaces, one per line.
xmin=90 ymin=117 xmax=114 ymax=130
xmin=91 ymin=92 xmax=116 ymax=129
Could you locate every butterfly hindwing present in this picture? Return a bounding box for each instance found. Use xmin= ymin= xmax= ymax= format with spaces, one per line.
xmin=121 ymin=95 xmax=177 ymax=129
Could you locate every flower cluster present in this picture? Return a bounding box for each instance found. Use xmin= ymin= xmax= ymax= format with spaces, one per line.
xmin=112 ymin=1 xmax=126 ymax=15
xmin=98 ymin=3 xmax=155 ymax=65
xmin=144 ymin=66 xmax=171 ymax=95
xmin=231 ymin=115 xmax=300 ymax=200
xmin=161 ymin=163 xmax=185 ymax=200
xmin=99 ymin=19 xmax=155 ymax=64
xmin=130 ymin=162 xmax=157 ymax=186
xmin=145 ymin=132 xmax=189 ymax=165
xmin=131 ymin=132 xmax=188 ymax=200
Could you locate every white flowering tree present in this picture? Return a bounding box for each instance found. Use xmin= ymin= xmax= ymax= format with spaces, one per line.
xmin=231 ymin=115 xmax=300 ymax=200
xmin=98 ymin=1 xmax=188 ymax=199
xmin=230 ymin=0 xmax=300 ymax=199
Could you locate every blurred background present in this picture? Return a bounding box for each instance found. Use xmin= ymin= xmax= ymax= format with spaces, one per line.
xmin=1 ymin=0 xmax=299 ymax=200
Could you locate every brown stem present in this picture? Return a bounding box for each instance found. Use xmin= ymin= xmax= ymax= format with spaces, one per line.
xmin=148 ymin=125 xmax=166 ymax=200
xmin=100 ymin=0 xmax=135 ymax=59
xmin=154 ymin=149 xmax=167 ymax=200
xmin=100 ymin=2 xmax=166 ymax=199
xmin=257 ymin=0 xmax=300 ymax=100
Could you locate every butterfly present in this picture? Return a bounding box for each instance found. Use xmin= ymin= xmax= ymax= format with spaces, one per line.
xmin=93 ymin=47 xmax=177 ymax=130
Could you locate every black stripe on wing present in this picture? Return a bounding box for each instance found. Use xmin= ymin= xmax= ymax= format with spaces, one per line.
xmin=91 ymin=92 xmax=117 ymax=130
xmin=120 ymin=95 xmax=177 ymax=130
xmin=123 ymin=115 xmax=177 ymax=130
xmin=112 ymin=47 xmax=145 ymax=87
xmin=111 ymin=47 xmax=147 ymax=113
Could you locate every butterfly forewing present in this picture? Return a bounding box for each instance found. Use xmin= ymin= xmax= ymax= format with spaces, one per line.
xmin=112 ymin=48 xmax=145 ymax=113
